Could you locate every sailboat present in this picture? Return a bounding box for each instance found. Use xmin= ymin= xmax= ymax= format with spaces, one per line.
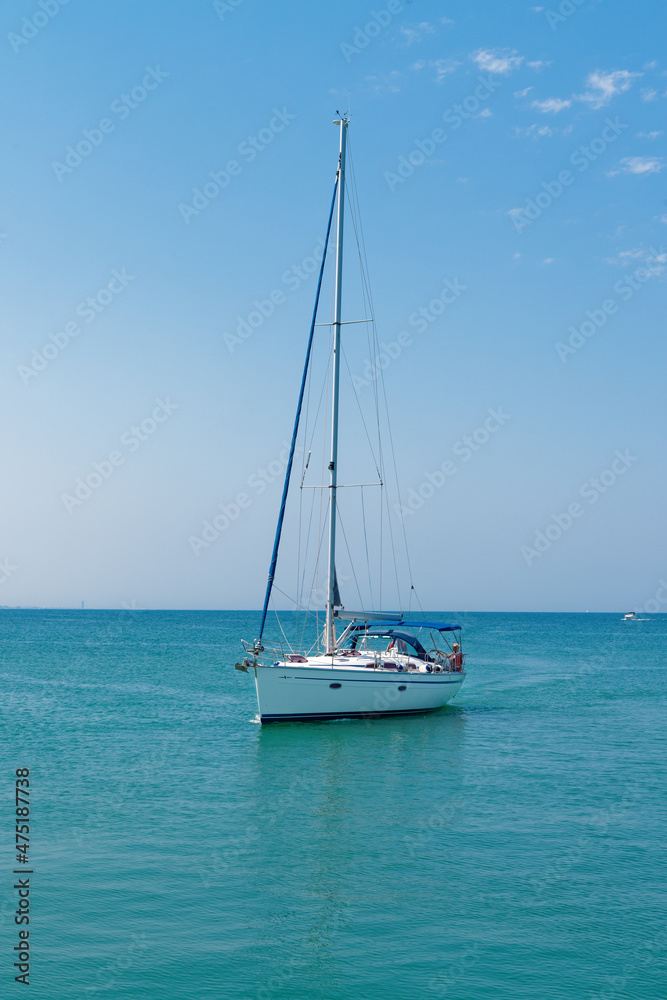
xmin=236 ymin=116 xmax=467 ymax=723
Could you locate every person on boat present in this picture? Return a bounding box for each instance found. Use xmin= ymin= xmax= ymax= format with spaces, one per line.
xmin=451 ymin=643 xmax=463 ymax=669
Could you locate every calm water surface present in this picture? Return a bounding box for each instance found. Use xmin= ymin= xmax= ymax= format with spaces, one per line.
xmin=2 ymin=611 xmax=666 ymax=999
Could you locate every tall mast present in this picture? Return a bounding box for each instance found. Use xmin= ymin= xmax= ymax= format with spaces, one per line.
xmin=326 ymin=115 xmax=348 ymax=653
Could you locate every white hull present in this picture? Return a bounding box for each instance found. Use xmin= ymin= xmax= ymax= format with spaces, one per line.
xmin=253 ymin=659 xmax=465 ymax=723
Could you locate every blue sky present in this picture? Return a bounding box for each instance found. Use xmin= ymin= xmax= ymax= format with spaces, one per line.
xmin=1 ymin=0 xmax=666 ymax=612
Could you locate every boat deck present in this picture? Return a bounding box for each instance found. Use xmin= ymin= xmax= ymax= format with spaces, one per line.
xmin=265 ymin=653 xmax=465 ymax=675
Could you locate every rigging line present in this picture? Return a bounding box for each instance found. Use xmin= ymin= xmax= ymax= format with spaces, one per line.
xmin=385 ymin=472 xmax=402 ymax=611
xmin=257 ymin=176 xmax=338 ymax=643
xmin=270 ymin=593 xmax=294 ymax=653
xmin=314 ymin=324 xmax=333 ymax=652
xmin=376 ymin=364 xmax=404 ymax=609
xmin=349 ymin=142 xmax=386 ymax=507
xmin=347 ymin=151 xmax=384 ymax=520
xmin=346 ymin=157 xmax=377 ymax=381
xmin=336 ymin=506 xmax=365 ymax=611
xmin=411 ymin=583 xmax=425 ymax=615
xmin=349 ymin=140 xmax=379 ymax=344
xmin=301 ymin=494 xmax=331 ymax=654
xmin=303 ymin=356 xmax=331 ymax=470
xmin=295 ymin=456 xmax=304 ymax=643
xmin=271 ymin=584 xmax=332 ymax=655
xmin=272 ymin=583 xmax=322 ymax=619
xmin=360 ymin=486 xmax=375 ymax=609
xmin=350 ymin=144 xmax=407 ymax=617
xmin=297 ymin=484 xmax=317 ymax=619
xmin=340 ymin=343 xmax=382 ymax=479
xmin=297 ymin=488 xmax=319 ymax=651
xmin=297 ymin=294 xmax=317 ymax=640
xmin=348 ymin=142 xmax=389 ymax=610
xmin=347 ymin=144 xmax=378 ymax=360
xmin=353 ymin=139 xmax=412 ymax=603
xmin=345 ymin=148 xmax=374 ymax=333
xmin=378 ymin=357 xmax=416 ymax=590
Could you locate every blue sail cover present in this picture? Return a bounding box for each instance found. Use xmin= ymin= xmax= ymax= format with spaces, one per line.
xmin=356 ymin=621 xmax=462 ymax=632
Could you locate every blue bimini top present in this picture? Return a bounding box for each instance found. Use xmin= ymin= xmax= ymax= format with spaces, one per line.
xmin=348 ymin=620 xmax=461 ymax=661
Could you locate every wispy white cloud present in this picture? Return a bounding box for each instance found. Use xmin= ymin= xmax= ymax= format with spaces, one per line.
xmin=471 ymin=48 xmax=523 ymax=75
xmin=476 ymin=107 xmax=493 ymax=118
xmin=640 ymin=87 xmax=658 ymax=102
xmin=605 ymin=246 xmax=666 ymax=275
xmin=606 ymin=249 xmax=644 ymax=264
xmin=401 ymin=22 xmax=436 ymax=44
xmin=364 ymin=71 xmax=402 ymax=96
xmin=577 ymin=69 xmax=642 ymax=108
xmin=440 ymin=17 xmax=455 ymax=26
xmin=531 ymin=97 xmax=572 ymax=113
xmin=637 ymin=130 xmax=663 ymax=139
xmin=432 ymin=58 xmax=460 ymax=82
xmin=542 ymin=258 xmax=555 ymax=264
xmin=513 ymin=86 xmax=533 ymax=98
xmin=514 ymin=124 xmax=554 ymax=138
xmin=608 ymin=156 xmax=664 ymax=176
xmin=621 ymin=156 xmax=664 ymax=174
xmin=411 ymin=57 xmax=460 ymax=82
xmin=528 ymin=60 xmax=551 ymax=71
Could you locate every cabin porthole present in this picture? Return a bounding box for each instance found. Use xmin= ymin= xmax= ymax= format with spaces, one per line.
xmin=398 ymin=685 xmax=407 ymax=691
xmin=330 ymin=683 xmax=341 ymax=689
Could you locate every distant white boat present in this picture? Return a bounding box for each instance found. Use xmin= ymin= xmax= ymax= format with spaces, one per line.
xmin=235 ymin=116 xmax=466 ymax=723
xmin=623 ymin=612 xmax=639 ymax=620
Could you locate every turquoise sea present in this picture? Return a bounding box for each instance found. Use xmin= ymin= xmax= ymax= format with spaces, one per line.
xmin=2 ymin=610 xmax=666 ymax=999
